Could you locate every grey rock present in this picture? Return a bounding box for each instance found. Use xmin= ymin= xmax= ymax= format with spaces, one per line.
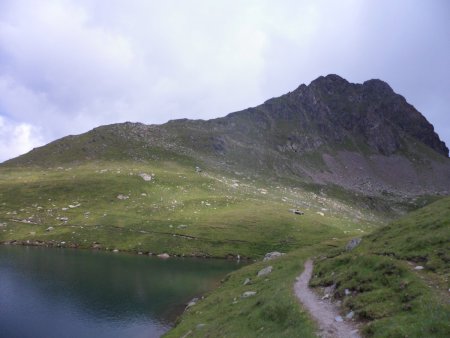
xmin=139 ymin=173 xmax=153 ymax=181
xmin=344 ymin=288 xmax=351 ymax=296
xmin=346 ymin=311 xmax=355 ymax=320
xmin=243 ymin=278 xmax=251 ymax=285
xmin=414 ymin=265 xmax=424 ymax=270
xmin=45 ymin=226 xmax=54 ymax=232
xmin=242 ymin=291 xmax=257 ymax=298
xmin=185 ymin=297 xmax=199 ymax=310
xmin=335 ymin=316 xmax=343 ymax=322
xmin=257 ymin=266 xmax=273 ymax=277
xmin=346 ymin=238 xmax=362 ymax=251
xmin=263 ymin=251 xmax=285 ymax=261
xmin=157 ymin=253 xmax=170 ymax=259
xmin=324 ymin=283 xmax=336 ymax=294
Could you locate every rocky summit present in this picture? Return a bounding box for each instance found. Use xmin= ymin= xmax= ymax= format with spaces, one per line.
xmin=5 ymin=74 xmax=449 ymax=197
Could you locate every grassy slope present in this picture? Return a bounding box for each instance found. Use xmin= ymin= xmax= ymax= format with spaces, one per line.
xmin=310 ymin=197 xmax=450 ymax=337
xmin=0 ymin=160 xmax=378 ymax=258
xmin=165 ymin=242 xmax=340 ymax=338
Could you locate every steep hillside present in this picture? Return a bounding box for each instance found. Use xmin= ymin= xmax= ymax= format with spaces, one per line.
xmin=310 ymin=197 xmax=450 ymax=337
xmin=4 ymin=75 xmax=449 ymax=197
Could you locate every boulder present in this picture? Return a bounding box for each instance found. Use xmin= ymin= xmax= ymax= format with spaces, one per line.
xmin=185 ymin=297 xmax=199 ymax=310
xmin=257 ymin=266 xmax=273 ymax=277
xmin=263 ymin=251 xmax=285 ymax=261
xmin=243 ymin=278 xmax=251 ymax=285
xmin=158 ymin=253 xmax=170 ymax=259
xmin=45 ymin=226 xmax=54 ymax=232
xmin=335 ymin=316 xmax=343 ymax=322
xmin=242 ymin=291 xmax=257 ymax=298
xmin=346 ymin=238 xmax=362 ymax=251
xmin=139 ymin=173 xmax=153 ymax=181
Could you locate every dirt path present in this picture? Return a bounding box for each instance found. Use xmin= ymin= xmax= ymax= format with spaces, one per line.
xmin=294 ymin=260 xmax=361 ymax=338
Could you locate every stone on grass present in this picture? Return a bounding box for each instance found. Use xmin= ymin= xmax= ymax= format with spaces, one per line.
xmin=46 ymin=226 xmax=54 ymax=232
xmin=139 ymin=173 xmax=153 ymax=181
xmin=243 ymin=278 xmax=251 ymax=285
xmin=346 ymin=238 xmax=361 ymax=251
xmin=257 ymin=266 xmax=273 ymax=277
xmin=158 ymin=253 xmax=170 ymax=259
xmin=414 ymin=265 xmax=424 ymax=270
xmin=263 ymin=252 xmax=285 ymax=261
xmin=185 ymin=297 xmax=199 ymax=310
xmin=242 ymin=291 xmax=257 ymax=298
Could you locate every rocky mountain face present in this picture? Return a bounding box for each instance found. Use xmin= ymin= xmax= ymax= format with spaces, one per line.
xmin=4 ymin=74 xmax=449 ymax=197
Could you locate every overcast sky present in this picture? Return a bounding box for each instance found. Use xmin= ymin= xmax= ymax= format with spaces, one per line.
xmin=0 ymin=0 xmax=449 ymax=162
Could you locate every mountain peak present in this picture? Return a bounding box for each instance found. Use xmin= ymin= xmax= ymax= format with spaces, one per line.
xmin=309 ymin=74 xmax=349 ymax=87
xmin=362 ymin=78 xmax=394 ymax=94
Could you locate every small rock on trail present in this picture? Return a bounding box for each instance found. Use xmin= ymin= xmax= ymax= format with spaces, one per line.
xmin=294 ymin=260 xmax=360 ymax=338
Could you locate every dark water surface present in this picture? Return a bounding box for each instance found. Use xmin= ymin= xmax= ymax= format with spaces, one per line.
xmin=0 ymin=246 xmax=240 ymax=338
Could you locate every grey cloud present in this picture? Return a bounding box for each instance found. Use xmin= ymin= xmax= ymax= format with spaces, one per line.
xmin=0 ymin=0 xmax=449 ymax=162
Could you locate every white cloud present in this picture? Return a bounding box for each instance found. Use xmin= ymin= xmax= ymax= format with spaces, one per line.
xmin=0 ymin=116 xmax=43 ymax=161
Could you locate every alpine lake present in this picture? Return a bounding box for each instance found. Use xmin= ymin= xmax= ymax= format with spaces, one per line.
xmin=0 ymin=245 xmax=241 ymax=338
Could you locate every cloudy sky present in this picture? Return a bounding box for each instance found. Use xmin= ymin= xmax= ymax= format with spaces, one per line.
xmin=0 ymin=0 xmax=449 ymax=162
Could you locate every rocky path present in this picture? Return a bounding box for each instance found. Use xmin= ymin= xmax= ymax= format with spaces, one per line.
xmin=294 ymin=260 xmax=360 ymax=338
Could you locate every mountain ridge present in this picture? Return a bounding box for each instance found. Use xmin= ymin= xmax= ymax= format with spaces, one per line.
xmin=3 ymin=74 xmax=449 ymax=197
